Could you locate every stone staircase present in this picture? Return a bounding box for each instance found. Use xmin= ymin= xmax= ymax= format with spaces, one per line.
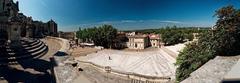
xmin=0 ymin=38 xmax=48 ymax=65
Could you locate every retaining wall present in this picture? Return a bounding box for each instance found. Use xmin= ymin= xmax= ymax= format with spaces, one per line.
xmin=46 ymin=37 xmax=71 ymax=83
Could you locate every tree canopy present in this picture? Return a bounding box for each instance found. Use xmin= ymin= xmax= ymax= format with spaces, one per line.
xmin=76 ymin=24 xmax=117 ymax=48
xmin=175 ymin=5 xmax=240 ymax=82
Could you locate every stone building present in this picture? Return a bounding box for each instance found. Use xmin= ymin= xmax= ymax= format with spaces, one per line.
xmin=127 ymin=35 xmax=149 ymax=50
xmin=0 ymin=0 xmax=21 ymax=44
xmin=31 ymin=19 xmax=58 ymax=38
xmin=58 ymin=32 xmax=76 ymax=40
xmin=193 ymin=33 xmax=199 ymax=41
xmin=0 ymin=0 xmax=58 ymax=46
xmin=47 ymin=19 xmax=58 ymax=36
xmin=149 ymin=34 xmax=161 ymax=48
xmin=127 ymin=33 xmax=161 ymax=50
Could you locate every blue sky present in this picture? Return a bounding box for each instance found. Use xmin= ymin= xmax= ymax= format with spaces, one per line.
xmin=15 ymin=0 xmax=240 ymax=31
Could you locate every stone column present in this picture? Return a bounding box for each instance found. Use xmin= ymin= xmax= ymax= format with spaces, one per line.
xmin=9 ymin=22 xmax=21 ymax=47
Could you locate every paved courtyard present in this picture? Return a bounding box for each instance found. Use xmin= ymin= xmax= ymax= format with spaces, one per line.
xmin=76 ymin=43 xmax=185 ymax=80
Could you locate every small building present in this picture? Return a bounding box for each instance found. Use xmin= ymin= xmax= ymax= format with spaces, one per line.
xmin=127 ymin=33 xmax=162 ymax=50
xmin=149 ymin=34 xmax=161 ymax=48
xmin=127 ymin=35 xmax=149 ymax=50
xmin=193 ymin=33 xmax=199 ymax=41
xmin=58 ymin=31 xmax=76 ymax=40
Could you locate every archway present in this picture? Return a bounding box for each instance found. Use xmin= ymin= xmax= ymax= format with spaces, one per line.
xmin=0 ymin=29 xmax=8 ymax=46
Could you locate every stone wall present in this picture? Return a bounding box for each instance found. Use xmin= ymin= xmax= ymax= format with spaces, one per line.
xmin=46 ymin=37 xmax=78 ymax=83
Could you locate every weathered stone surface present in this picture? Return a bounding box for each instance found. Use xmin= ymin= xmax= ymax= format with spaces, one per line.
xmin=55 ymin=64 xmax=78 ymax=83
xmin=182 ymin=56 xmax=240 ymax=83
xmin=223 ymin=59 xmax=240 ymax=81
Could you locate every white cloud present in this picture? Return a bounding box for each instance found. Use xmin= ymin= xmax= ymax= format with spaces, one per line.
xmin=98 ymin=20 xmax=182 ymax=24
xmin=159 ymin=20 xmax=182 ymax=24
xmin=121 ymin=20 xmax=137 ymax=23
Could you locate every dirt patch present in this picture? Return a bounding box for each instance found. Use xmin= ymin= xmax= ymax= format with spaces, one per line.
xmin=71 ymin=47 xmax=100 ymax=57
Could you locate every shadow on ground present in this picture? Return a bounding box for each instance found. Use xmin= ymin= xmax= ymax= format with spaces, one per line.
xmin=0 ymin=58 xmax=56 ymax=83
xmin=0 ymin=40 xmax=58 ymax=83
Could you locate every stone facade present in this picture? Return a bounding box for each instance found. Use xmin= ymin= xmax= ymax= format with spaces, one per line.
xmin=127 ymin=33 xmax=161 ymax=50
xmin=0 ymin=0 xmax=21 ymax=43
xmin=47 ymin=19 xmax=58 ymax=36
xmin=0 ymin=0 xmax=58 ymax=45
xmin=58 ymin=32 xmax=76 ymax=40
xmin=127 ymin=35 xmax=149 ymax=50
xmin=149 ymin=34 xmax=161 ymax=48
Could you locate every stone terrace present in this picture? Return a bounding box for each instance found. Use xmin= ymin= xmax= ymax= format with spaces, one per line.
xmin=182 ymin=56 xmax=240 ymax=83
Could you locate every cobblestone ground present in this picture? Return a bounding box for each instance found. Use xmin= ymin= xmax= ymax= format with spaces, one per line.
xmin=0 ymin=38 xmax=61 ymax=83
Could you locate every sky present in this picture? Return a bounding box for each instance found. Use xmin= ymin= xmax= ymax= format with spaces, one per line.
xmin=14 ymin=0 xmax=240 ymax=31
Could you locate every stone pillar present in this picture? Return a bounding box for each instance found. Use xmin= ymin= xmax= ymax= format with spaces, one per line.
xmin=9 ymin=22 xmax=21 ymax=41
xmin=9 ymin=22 xmax=21 ymax=47
xmin=25 ymin=25 xmax=32 ymax=38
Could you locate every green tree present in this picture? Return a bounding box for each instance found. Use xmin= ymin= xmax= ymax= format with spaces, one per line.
xmin=161 ymin=27 xmax=184 ymax=45
xmin=214 ymin=5 xmax=240 ymax=55
xmin=76 ymin=24 xmax=117 ymax=48
xmin=175 ymin=5 xmax=240 ymax=82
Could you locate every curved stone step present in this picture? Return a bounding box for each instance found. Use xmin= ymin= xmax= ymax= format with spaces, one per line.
xmin=0 ymin=46 xmax=46 ymax=60
xmin=8 ymin=45 xmax=48 ymax=60
xmin=0 ymin=46 xmax=48 ymax=64
xmin=0 ymin=38 xmax=49 ymax=65
xmin=21 ymin=39 xmax=39 ymax=46
xmin=22 ymin=40 xmax=41 ymax=49
xmin=26 ymin=42 xmax=46 ymax=53
xmin=23 ymin=42 xmax=43 ymax=51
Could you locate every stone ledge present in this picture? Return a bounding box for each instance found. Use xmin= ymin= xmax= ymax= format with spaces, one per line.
xmin=223 ymin=59 xmax=240 ymax=82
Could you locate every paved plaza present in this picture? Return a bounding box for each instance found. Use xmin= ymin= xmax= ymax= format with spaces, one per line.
xmin=76 ymin=43 xmax=185 ymax=80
